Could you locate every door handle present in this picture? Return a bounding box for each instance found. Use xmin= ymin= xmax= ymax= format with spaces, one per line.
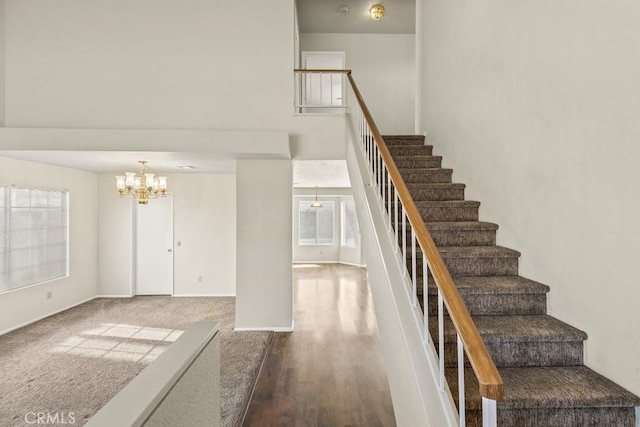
xmin=168 ymin=249 xmax=173 ymax=253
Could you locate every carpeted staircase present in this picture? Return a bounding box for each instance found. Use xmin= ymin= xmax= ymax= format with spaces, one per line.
xmin=383 ymin=135 xmax=640 ymax=427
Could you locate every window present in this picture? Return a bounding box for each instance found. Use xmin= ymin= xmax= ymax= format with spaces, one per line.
xmin=341 ymin=200 xmax=357 ymax=248
xmin=0 ymin=185 xmax=69 ymax=293
xmin=298 ymin=200 xmax=334 ymax=245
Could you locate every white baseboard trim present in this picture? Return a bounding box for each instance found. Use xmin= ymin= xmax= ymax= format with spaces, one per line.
xmin=95 ymin=294 xmax=133 ymax=298
xmin=293 ymin=261 xmax=366 ymax=267
xmin=339 ymin=261 xmax=367 ymax=268
xmin=173 ymin=294 xmax=236 ymax=297
xmin=235 ymin=320 xmax=295 ymax=333
xmin=293 ymin=261 xmax=335 ymax=264
xmin=0 ymin=296 xmax=96 ymax=337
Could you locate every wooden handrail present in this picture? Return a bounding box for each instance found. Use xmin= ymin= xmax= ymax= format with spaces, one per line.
xmin=346 ymin=73 xmax=504 ymax=401
xmin=294 ymin=69 xmax=352 ymax=74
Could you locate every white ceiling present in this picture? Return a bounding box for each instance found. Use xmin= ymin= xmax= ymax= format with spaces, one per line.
xmin=0 ymin=151 xmax=237 ymax=174
xmin=0 ymin=154 xmax=352 ymax=189
xmin=293 ymin=160 xmax=351 ymax=188
xmin=297 ymin=0 xmax=415 ymax=34
xmin=0 ymin=128 xmax=290 ymax=175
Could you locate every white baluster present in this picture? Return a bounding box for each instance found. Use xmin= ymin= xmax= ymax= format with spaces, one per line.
xmin=330 ymin=73 xmax=334 ymax=106
xmin=482 ymin=398 xmax=497 ymax=427
xmin=394 ymin=190 xmax=399 ymax=253
xmin=373 ymin=144 xmax=378 ymax=194
xmin=378 ymin=168 xmax=389 ymax=208
xmin=374 ymin=150 xmax=382 ymax=200
xmin=458 ymin=335 xmax=466 ymax=427
xmin=412 ymin=228 xmax=417 ymax=306
xmin=402 ymin=207 xmax=407 ymax=277
xmin=438 ymin=290 xmax=445 ymax=391
xmin=387 ymin=171 xmax=392 ymax=231
xmin=423 ymin=255 xmax=429 ymax=343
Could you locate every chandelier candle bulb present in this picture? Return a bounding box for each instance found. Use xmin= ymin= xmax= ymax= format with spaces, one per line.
xmin=125 ymin=172 xmax=135 ymax=188
xmin=158 ymin=177 xmax=168 ymax=191
xmin=116 ymin=176 xmax=126 ymax=192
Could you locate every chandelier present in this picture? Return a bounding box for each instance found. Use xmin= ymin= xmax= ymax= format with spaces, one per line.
xmin=115 ymin=161 xmax=168 ymax=204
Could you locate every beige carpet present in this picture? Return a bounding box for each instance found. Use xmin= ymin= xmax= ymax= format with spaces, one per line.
xmin=0 ymin=296 xmax=272 ymax=427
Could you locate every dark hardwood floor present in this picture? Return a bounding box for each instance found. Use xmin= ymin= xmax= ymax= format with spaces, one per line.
xmin=243 ymin=263 xmax=397 ymax=427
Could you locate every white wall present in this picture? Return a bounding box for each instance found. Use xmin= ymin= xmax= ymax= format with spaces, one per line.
xmin=0 ymin=1 xmax=5 ymax=126
xmin=290 ymin=115 xmax=347 ymax=160
xmin=2 ymin=1 xmax=345 ymax=160
xmin=418 ymin=0 xmax=640 ymax=395
xmin=236 ymin=160 xmax=293 ymax=331
xmin=293 ymin=193 xmax=363 ymax=266
xmin=0 ymin=157 xmax=98 ymax=334
xmin=3 ymin=0 xmax=293 ymax=130
xmin=98 ymin=173 xmax=236 ymax=297
xmin=97 ymin=174 xmax=133 ymax=296
xmin=300 ymin=33 xmax=416 ymax=135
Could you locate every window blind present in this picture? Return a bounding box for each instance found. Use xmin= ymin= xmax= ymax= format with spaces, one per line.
xmin=298 ymin=200 xmax=334 ymax=246
xmin=341 ymin=200 xmax=357 ymax=248
xmin=0 ymin=186 xmax=69 ymax=292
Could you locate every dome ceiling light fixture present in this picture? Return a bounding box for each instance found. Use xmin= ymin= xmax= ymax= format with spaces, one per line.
xmin=369 ymin=4 xmax=385 ymax=21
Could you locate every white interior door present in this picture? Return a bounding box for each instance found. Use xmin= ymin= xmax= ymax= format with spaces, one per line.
xmin=136 ymin=194 xmax=174 ymax=295
xmin=300 ymin=51 xmax=345 ymax=110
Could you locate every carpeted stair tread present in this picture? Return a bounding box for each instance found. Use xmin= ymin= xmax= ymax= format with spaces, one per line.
xmin=404 ymin=222 xmax=496 ymax=243
xmin=383 ymin=134 xmax=426 ymax=139
xmin=433 ymin=314 xmax=587 ymax=344
xmin=439 ymin=246 xmax=520 ymax=259
xmin=383 ymin=135 xmax=427 ymax=146
xmin=401 ymin=222 xmax=498 ymax=247
xmin=451 ymin=366 xmax=640 ymax=410
xmin=427 ymin=276 xmax=550 ymax=296
xmin=401 ymin=183 xmax=466 ymax=202
xmin=501 ymin=366 xmax=640 ymax=409
xmin=399 ymin=168 xmax=453 ymax=183
xmin=387 ymin=145 xmax=434 ymax=156
xmin=385 ymin=182 xmax=465 ymax=204
xmin=425 ymin=221 xmax=498 ymax=232
xmin=413 ymin=200 xmax=481 ymax=222
xmin=409 ymin=246 xmax=520 ymax=276
xmin=414 ymin=200 xmax=480 ymax=209
xmin=392 ymin=156 xmax=442 ymax=169
xmin=421 ymin=276 xmax=549 ymax=315
xmin=403 ymin=182 xmax=465 ymax=188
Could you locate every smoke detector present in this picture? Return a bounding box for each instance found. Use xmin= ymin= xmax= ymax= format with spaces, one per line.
xmin=339 ymin=5 xmax=349 ymax=15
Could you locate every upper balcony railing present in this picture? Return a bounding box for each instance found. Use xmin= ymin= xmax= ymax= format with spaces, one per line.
xmin=295 ymin=69 xmax=504 ymax=427
xmin=293 ymin=69 xmax=351 ymax=114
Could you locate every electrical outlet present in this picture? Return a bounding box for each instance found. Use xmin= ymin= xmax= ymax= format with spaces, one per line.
xmin=198 ymin=276 xmax=203 ymax=283
xmin=320 ymin=250 xmax=324 ymax=255
xmin=46 ymin=291 xmax=52 ymax=300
